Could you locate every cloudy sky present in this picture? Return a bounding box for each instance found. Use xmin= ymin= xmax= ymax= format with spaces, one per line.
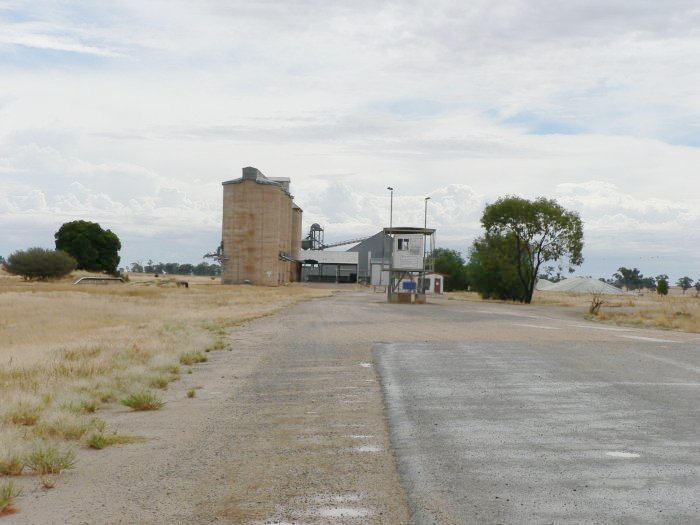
xmin=1 ymin=1 xmax=699 ymax=280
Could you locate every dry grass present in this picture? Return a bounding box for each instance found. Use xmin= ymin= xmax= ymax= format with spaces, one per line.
xmin=532 ymin=289 xmax=700 ymax=332
xmin=0 ymin=268 xmax=331 ymax=481
xmin=592 ymin=293 xmax=700 ymax=332
xmin=449 ymin=287 xmax=700 ymax=332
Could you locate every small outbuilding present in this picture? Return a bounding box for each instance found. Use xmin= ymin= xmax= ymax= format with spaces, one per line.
xmin=423 ymin=272 xmax=446 ymax=294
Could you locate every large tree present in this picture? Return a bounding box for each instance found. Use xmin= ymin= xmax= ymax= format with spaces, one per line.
xmin=476 ymin=196 xmax=584 ymax=304
xmin=55 ymin=220 xmax=121 ymax=275
xmin=432 ymin=248 xmax=469 ymax=291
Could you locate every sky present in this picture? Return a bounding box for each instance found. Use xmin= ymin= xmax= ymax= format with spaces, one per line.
xmin=1 ymin=0 xmax=699 ymax=281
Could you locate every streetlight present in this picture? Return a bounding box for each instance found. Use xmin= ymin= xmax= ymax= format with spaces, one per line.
xmin=423 ymin=196 xmax=431 ymax=261
xmin=424 ymin=196 xmax=431 ymax=228
xmin=387 ymin=187 xmax=394 ymax=229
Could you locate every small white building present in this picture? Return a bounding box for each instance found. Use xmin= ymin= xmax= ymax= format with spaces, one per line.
xmin=424 ymin=272 xmax=446 ymax=294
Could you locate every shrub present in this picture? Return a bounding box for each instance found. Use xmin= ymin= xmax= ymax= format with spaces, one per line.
xmin=186 ymin=389 xmax=196 ymax=398
xmin=25 ymin=445 xmax=76 ymax=475
xmin=4 ymin=247 xmax=77 ymax=281
xmin=121 ymin=390 xmax=164 ymax=411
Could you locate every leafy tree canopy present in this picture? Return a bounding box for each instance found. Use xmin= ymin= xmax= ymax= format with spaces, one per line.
xmin=432 ymin=248 xmax=469 ymax=291
xmin=476 ymin=196 xmax=583 ymax=303
xmin=612 ymin=267 xmax=650 ymax=291
xmin=676 ymin=276 xmax=694 ymax=293
xmin=55 ymin=220 xmax=121 ymax=275
xmin=5 ymin=247 xmax=77 ymax=281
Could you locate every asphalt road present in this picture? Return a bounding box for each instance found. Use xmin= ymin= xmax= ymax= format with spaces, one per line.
xmin=374 ymin=303 xmax=700 ymax=524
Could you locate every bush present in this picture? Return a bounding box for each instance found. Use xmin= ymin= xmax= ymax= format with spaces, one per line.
xmin=4 ymin=247 xmax=77 ymax=281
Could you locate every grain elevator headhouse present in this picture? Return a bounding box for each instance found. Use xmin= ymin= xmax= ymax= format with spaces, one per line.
xmin=220 ymin=167 xmax=302 ymax=286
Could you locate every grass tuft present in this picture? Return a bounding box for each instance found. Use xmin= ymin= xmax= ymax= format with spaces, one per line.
xmin=179 ymin=351 xmax=208 ymax=365
xmin=0 ymin=480 xmax=20 ymax=514
xmin=149 ymin=372 xmax=177 ymax=390
xmin=25 ymin=445 xmax=76 ymax=475
xmin=4 ymin=399 xmax=43 ymax=426
xmin=121 ymin=390 xmax=165 ymax=411
xmin=186 ymin=388 xmax=196 ymax=398
xmin=0 ymin=453 xmax=24 ymax=476
xmin=85 ymin=431 xmax=142 ymax=450
xmin=35 ymin=413 xmax=105 ymax=441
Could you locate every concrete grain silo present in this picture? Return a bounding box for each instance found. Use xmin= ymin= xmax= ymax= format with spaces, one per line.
xmin=221 ymin=167 xmax=302 ymax=285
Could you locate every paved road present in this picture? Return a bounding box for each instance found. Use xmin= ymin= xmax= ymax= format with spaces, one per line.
xmin=374 ymin=303 xmax=700 ymax=524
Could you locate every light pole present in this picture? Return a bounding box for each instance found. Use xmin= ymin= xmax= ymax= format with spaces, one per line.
xmin=387 ymin=187 xmax=394 ymax=229
xmin=423 ymin=196 xmax=431 ymax=263
xmin=424 ymin=196 xmax=431 ymax=228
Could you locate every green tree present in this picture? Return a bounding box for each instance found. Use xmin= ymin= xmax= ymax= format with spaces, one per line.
xmin=5 ymin=247 xmax=77 ymax=281
xmin=476 ymin=196 xmax=584 ymax=303
xmin=467 ymin=233 xmax=528 ymax=301
xmin=695 ymin=280 xmax=700 ymax=296
xmin=613 ymin=267 xmax=645 ymax=291
xmin=676 ymin=276 xmax=694 ymax=293
xmin=55 ymin=221 xmax=121 ymax=275
xmin=656 ymin=277 xmax=669 ymax=296
xmin=432 ymin=248 xmax=469 ymax=291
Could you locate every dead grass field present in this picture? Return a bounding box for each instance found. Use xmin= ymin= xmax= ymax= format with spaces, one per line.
xmin=449 ymin=288 xmax=700 ymax=333
xmin=0 ymin=269 xmax=330 ymax=481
